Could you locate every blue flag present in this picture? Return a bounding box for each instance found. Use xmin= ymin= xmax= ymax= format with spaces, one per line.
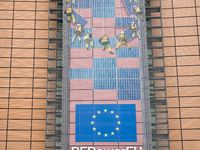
xmin=76 ymin=104 xmax=137 ymax=142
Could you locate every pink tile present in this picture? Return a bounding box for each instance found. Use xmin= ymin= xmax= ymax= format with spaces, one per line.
xmin=137 ymin=123 xmax=143 ymax=134
xmin=94 ymin=101 xmax=117 ymax=104
xmin=69 ymin=135 xmax=93 ymax=146
xmin=94 ymin=142 xmax=118 ymax=146
xmin=70 ymin=48 xmax=92 ymax=58
xmin=117 ymin=58 xmax=140 ymax=68
xmin=70 ymin=18 xmax=92 ymax=28
xmin=136 ymin=112 xmax=142 ymax=122
xmin=93 ymin=18 xmax=115 ymax=27
xmin=70 ymin=101 xmax=93 ymax=111
xmin=70 ymin=79 xmax=93 ymax=89
xmin=94 ymin=90 xmax=117 ymax=100
xmin=93 ymin=28 xmax=115 ymax=37
xmin=118 ymin=100 xmax=142 ymax=111
xmin=119 ymin=134 xmax=143 ymax=145
xmin=93 ymin=48 xmax=116 ymax=58
xmin=115 ymin=8 xmax=133 ymax=17
xmin=93 ymin=146 xmax=119 ymax=149
xmin=69 ymin=123 xmax=75 ymax=134
xmin=115 ymin=0 xmax=126 ymax=7
xmin=70 ymin=112 xmax=75 ymax=122
xmin=70 ymin=58 xmax=93 ymax=68
xmin=70 ymin=90 xmax=93 ymax=100
xmin=73 ymin=8 xmax=93 ymax=18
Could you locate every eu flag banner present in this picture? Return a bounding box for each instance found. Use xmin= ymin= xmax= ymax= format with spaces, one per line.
xmin=76 ymin=104 xmax=137 ymax=142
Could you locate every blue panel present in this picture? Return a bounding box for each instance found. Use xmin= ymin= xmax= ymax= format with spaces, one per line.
xmin=94 ymin=79 xmax=116 ymax=89
xmin=117 ymin=79 xmax=140 ymax=89
xmin=76 ymin=104 xmax=137 ymax=142
xmin=117 ymin=68 xmax=140 ymax=78
xmin=116 ymin=28 xmax=134 ymax=42
xmin=72 ymin=0 xmax=92 ymax=8
xmin=70 ymin=37 xmax=86 ymax=48
xmin=93 ymin=58 xmax=116 ymax=68
xmin=92 ymin=8 xmax=115 ymax=18
xmin=70 ymin=68 xmax=93 ymax=79
xmin=115 ymin=17 xmax=137 ymax=27
xmin=72 ymin=10 xmax=88 ymax=27
xmin=94 ymin=69 xmax=116 ymax=78
xmin=93 ymin=37 xmax=116 ymax=48
xmin=92 ymin=0 xmax=115 ymax=7
xmin=122 ymin=0 xmax=136 ymax=16
xmin=70 ymin=28 xmax=93 ymax=37
xmin=117 ymin=90 xmax=141 ymax=100
xmin=116 ymin=47 xmax=139 ymax=58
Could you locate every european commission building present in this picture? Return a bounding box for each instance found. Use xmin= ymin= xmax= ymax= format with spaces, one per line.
xmin=0 ymin=0 xmax=200 ymax=150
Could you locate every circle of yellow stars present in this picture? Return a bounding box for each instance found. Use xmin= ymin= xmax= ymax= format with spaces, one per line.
xmin=91 ymin=109 xmax=120 ymax=137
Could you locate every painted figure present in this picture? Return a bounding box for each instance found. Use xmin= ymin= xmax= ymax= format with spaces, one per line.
xmin=134 ymin=6 xmax=143 ymax=20
xmin=65 ymin=7 xmax=76 ymax=23
xmin=129 ymin=21 xmax=141 ymax=39
xmin=66 ymin=0 xmax=75 ymax=5
xmin=99 ymin=35 xmax=114 ymax=54
xmin=84 ymin=32 xmax=93 ymax=50
xmin=129 ymin=0 xmax=138 ymax=5
xmin=71 ymin=24 xmax=84 ymax=44
xmin=116 ymin=31 xmax=131 ymax=50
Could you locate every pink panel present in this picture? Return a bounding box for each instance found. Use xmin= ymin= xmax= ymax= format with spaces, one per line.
xmin=69 ymin=123 xmax=75 ymax=134
xmin=115 ymin=0 xmax=126 ymax=7
xmin=94 ymin=90 xmax=117 ymax=100
xmin=136 ymin=112 xmax=142 ymax=122
xmin=93 ymin=28 xmax=115 ymax=37
xmin=93 ymin=48 xmax=116 ymax=58
xmin=69 ymin=135 xmax=93 ymax=146
xmin=119 ymin=135 xmax=143 ymax=145
xmin=137 ymin=123 xmax=143 ymax=134
xmin=70 ymin=112 xmax=75 ymax=122
xmin=84 ymin=18 xmax=93 ymax=28
xmin=70 ymin=90 xmax=93 ymax=100
xmin=70 ymin=48 xmax=92 ymax=58
xmin=117 ymin=58 xmax=140 ymax=68
xmin=94 ymin=142 xmax=118 ymax=146
xmin=94 ymin=101 xmax=117 ymax=104
xmin=73 ymin=8 xmax=92 ymax=18
xmin=70 ymin=58 xmax=93 ymax=68
xmin=70 ymin=79 xmax=93 ymax=89
xmin=93 ymin=18 xmax=115 ymax=28
xmin=70 ymin=101 xmax=93 ymax=111
xmin=115 ymin=8 xmax=134 ymax=17
xmin=118 ymin=100 xmax=142 ymax=112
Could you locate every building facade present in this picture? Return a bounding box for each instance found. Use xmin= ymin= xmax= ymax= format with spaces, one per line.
xmin=0 ymin=0 xmax=200 ymax=150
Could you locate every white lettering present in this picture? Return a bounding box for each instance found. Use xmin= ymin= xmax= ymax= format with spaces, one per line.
xmin=80 ymin=147 xmax=87 ymax=150
xmin=88 ymin=147 xmax=96 ymax=150
xmin=134 ymin=147 xmax=136 ymax=150
xmin=72 ymin=147 xmax=79 ymax=150
xmin=126 ymin=147 xmax=133 ymax=150
xmin=140 ymin=147 xmax=142 ymax=150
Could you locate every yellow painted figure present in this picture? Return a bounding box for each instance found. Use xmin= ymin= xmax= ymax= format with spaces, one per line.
xmin=71 ymin=24 xmax=84 ymax=44
xmin=116 ymin=31 xmax=131 ymax=50
xmin=99 ymin=35 xmax=114 ymax=54
xmin=65 ymin=7 xmax=76 ymax=23
xmin=84 ymin=32 xmax=93 ymax=50
xmin=130 ymin=0 xmax=137 ymax=4
xmin=134 ymin=6 xmax=143 ymax=20
xmin=129 ymin=22 xmax=141 ymax=39
xmin=66 ymin=0 xmax=75 ymax=5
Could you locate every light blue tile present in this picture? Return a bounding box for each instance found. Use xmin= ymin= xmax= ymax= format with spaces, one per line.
xmin=116 ymin=47 xmax=139 ymax=58
xmin=93 ymin=58 xmax=116 ymax=68
xmin=70 ymin=68 xmax=93 ymax=79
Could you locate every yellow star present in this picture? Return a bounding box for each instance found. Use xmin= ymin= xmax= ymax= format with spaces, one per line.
xmin=93 ymin=127 xmax=96 ymax=131
xmin=91 ymin=121 xmax=94 ymax=124
xmin=104 ymin=109 xmax=107 ymax=112
xmin=116 ymin=127 xmax=119 ymax=131
xmin=98 ymin=132 xmax=101 ymax=135
xmin=117 ymin=121 xmax=121 ymax=124
xmin=116 ymin=115 xmax=119 ymax=118
xmin=104 ymin=133 xmax=108 ymax=137
xmin=93 ymin=115 xmax=96 ymax=118
xmin=111 ymin=111 xmax=114 ymax=114
xmin=97 ymin=111 xmax=101 ymax=114
xmin=111 ymin=132 xmax=114 ymax=135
